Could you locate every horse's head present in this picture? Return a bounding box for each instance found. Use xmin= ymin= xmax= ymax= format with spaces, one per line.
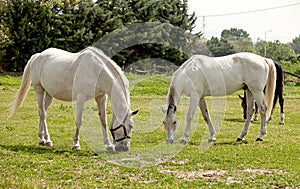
xmin=238 ymin=94 xmax=247 ymax=119
xmin=110 ymin=110 xmax=139 ymax=151
xmin=161 ymin=104 xmax=177 ymax=144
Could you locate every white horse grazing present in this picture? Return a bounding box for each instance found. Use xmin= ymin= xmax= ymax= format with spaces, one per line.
xmin=10 ymin=47 xmax=138 ymax=151
xmin=162 ymin=52 xmax=276 ymax=144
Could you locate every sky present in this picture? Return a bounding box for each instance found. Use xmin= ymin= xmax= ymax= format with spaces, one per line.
xmin=188 ymin=0 xmax=300 ymax=43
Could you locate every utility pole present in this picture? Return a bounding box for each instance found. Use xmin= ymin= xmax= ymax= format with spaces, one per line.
xmin=202 ymin=16 xmax=206 ymax=37
xmin=264 ymin=30 xmax=272 ymax=57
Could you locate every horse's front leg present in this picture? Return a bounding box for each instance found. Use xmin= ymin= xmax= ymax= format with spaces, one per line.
xmin=95 ymin=94 xmax=114 ymax=151
xmin=179 ymin=94 xmax=199 ymax=144
xmin=72 ymin=97 xmax=85 ymax=150
xmin=238 ymin=90 xmax=254 ymax=141
xmin=252 ymin=103 xmax=258 ymax=121
xmin=199 ymin=98 xmax=216 ymax=142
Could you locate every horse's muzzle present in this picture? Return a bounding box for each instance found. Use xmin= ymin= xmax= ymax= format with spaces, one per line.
xmin=115 ymin=144 xmax=129 ymax=151
xmin=115 ymin=140 xmax=130 ymax=151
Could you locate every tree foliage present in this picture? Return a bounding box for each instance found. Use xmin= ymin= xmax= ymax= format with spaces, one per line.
xmin=255 ymin=40 xmax=295 ymax=61
xmin=221 ymin=28 xmax=254 ymax=53
xmin=290 ymin=35 xmax=300 ymax=54
xmin=206 ymin=37 xmax=235 ymax=57
xmin=0 ymin=0 xmax=199 ymax=71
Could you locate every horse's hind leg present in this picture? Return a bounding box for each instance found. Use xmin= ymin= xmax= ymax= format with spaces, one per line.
xmin=95 ymin=94 xmax=114 ymax=151
xmin=43 ymin=92 xmax=53 ymax=146
xmin=199 ymin=98 xmax=216 ymax=142
xmin=35 ymin=86 xmax=53 ymax=146
xmin=238 ymin=90 xmax=254 ymax=141
xmin=252 ymin=92 xmax=267 ymax=141
xmin=279 ymin=90 xmax=285 ymax=124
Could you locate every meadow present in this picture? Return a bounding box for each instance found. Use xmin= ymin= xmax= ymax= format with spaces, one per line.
xmin=0 ymin=74 xmax=299 ymax=188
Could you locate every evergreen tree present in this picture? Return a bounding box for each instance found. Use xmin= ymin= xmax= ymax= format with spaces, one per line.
xmin=206 ymin=37 xmax=235 ymax=57
xmin=2 ymin=0 xmax=53 ymax=71
xmin=1 ymin=0 xmax=200 ymax=71
xmin=95 ymin=0 xmax=201 ymax=67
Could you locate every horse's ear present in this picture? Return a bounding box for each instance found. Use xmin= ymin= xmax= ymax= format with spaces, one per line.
xmin=130 ymin=110 xmax=139 ymax=116
xmin=238 ymin=95 xmax=244 ymax=100
xmin=160 ymin=106 xmax=166 ymax=113
xmin=174 ymin=106 xmax=177 ymax=112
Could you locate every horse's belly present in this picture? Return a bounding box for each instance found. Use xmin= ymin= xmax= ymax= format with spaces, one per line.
xmin=41 ymin=75 xmax=74 ymax=101
xmin=47 ymin=88 xmax=73 ymax=101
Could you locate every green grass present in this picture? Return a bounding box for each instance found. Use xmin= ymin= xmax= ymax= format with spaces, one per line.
xmin=0 ymin=74 xmax=299 ymax=188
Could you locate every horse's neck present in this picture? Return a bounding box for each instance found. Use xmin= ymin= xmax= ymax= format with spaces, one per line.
xmin=110 ymin=81 xmax=130 ymax=124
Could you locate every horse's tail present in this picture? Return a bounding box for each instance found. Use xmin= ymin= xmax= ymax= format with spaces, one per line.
xmin=9 ymin=55 xmax=35 ymax=118
xmin=265 ymin=59 xmax=277 ymax=120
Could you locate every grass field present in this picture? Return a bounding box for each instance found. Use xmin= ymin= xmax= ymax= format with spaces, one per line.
xmin=0 ymin=74 xmax=299 ymax=188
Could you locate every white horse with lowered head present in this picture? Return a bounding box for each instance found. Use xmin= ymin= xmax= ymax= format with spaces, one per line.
xmin=10 ymin=47 xmax=138 ymax=151
xmin=162 ymin=52 xmax=276 ymax=144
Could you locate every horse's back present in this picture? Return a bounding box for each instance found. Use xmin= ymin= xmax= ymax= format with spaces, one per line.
xmin=30 ymin=48 xmax=81 ymax=101
xmin=173 ymin=52 xmax=269 ymax=97
xmin=29 ymin=47 xmax=125 ymax=101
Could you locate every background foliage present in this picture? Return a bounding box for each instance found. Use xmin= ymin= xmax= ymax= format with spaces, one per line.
xmin=0 ymin=0 xmax=299 ymax=72
xmin=0 ymin=0 xmax=198 ymax=71
xmin=206 ymin=28 xmax=299 ymax=61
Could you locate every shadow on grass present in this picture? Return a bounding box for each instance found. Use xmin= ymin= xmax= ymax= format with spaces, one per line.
xmin=224 ymin=118 xmax=245 ymax=123
xmin=187 ymin=140 xmax=249 ymax=146
xmin=0 ymin=144 xmax=94 ymax=156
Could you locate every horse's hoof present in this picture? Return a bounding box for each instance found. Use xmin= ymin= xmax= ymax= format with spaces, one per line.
xmin=236 ymin=138 xmax=243 ymax=142
xmin=179 ymin=139 xmax=187 ymax=144
xmin=208 ymin=138 xmax=216 ymax=143
xmin=45 ymin=141 xmax=53 ymax=147
xmin=279 ymin=121 xmax=284 ymax=125
xmin=256 ymin=138 xmax=264 ymax=142
xmin=39 ymin=140 xmax=46 ymax=146
xmin=72 ymin=145 xmax=81 ymax=150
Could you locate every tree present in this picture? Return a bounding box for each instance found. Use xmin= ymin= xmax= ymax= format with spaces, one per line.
xmin=1 ymin=0 xmax=200 ymax=71
xmin=255 ymin=40 xmax=295 ymax=61
xmin=221 ymin=28 xmax=255 ymax=52
xmin=290 ymin=35 xmax=300 ymax=54
xmin=95 ymin=0 xmax=201 ymax=67
xmin=221 ymin=28 xmax=249 ymax=39
xmin=206 ymin=37 xmax=235 ymax=57
xmin=1 ymin=0 xmax=54 ymax=71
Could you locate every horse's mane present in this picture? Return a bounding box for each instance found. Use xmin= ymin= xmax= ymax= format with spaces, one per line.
xmin=84 ymin=46 xmax=130 ymax=103
xmin=168 ymin=56 xmax=196 ymax=106
xmin=84 ymin=47 xmax=123 ymax=75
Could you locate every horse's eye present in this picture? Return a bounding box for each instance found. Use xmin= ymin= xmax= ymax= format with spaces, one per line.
xmin=163 ymin=121 xmax=165 ymax=125
xmin=173 ymin=121 xmax=177 ymax=125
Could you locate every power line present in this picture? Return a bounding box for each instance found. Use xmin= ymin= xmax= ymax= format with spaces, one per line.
xmin=200 ymin=2 xmax=300 ymax=17
xmin=199 ymin=2 xmax=300 ymax=36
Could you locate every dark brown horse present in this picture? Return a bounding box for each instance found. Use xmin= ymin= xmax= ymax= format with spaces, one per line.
xmin=239 ymin=61 xmax=284 ymax=124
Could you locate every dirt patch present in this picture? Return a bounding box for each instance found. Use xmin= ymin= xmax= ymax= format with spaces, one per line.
xmin=159 ymin=169 xmax=227 ymax=182
xmin=159 ymin=168 xmax=287 ymax=184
